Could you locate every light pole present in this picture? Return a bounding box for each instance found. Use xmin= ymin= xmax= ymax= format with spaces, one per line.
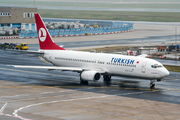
xmin=34 ymin=0 xmax=35 ymax=7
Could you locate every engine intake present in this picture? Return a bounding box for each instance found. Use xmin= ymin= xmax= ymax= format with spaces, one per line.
xmin=81 ymin=71 xmax=101 ymax=81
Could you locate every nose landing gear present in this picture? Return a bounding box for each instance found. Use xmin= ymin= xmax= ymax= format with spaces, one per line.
xmin=150 ymin=80 xmax=155 ymax=89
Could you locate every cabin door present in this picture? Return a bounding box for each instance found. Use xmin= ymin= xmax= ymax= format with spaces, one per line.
xmin=141 ymin=62 xmax=146 ymax=73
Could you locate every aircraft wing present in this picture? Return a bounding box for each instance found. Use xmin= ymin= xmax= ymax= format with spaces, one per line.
xmin=19 ymin=50 xmax=44 ymax=54
xmin=0 ymin=102 xmax=8 ymax=115
xmin=8 ymin=65 xmax=105 ymax=73
xmin=2 ymin=49 xmax=44 ymax=54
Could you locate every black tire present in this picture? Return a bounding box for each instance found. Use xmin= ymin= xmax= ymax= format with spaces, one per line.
xmin=150 ymin=83 xmax=155 ymax=89
xmin=103 ymin=74 xmax=111 ymax=81
xmin=80 ymin=80 xmax=89 ymax=85
xmin=84 ymin=81 xmax=89 ymax=85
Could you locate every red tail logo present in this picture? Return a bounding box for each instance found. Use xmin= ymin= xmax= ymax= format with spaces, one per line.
xmin=39 ymin=28 xmax=46 ymax=42
xmin=34 ymin=13 xmax=65 ymax=50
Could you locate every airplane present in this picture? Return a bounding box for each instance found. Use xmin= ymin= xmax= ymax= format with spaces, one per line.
xmin=10 ymin=13 xmax=169 ymax=89
xmin=0 ymin=102 xmax=8 ymax=116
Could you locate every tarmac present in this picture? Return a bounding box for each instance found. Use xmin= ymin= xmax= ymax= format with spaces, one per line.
xmin=0 ymin=52 xmax=180 ymax=120
xmin=0 ymin=22 xmax=180 ymax=120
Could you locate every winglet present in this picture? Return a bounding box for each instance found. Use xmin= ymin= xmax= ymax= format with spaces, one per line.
xmin=0 ymin=102 xmax=8 ymax=115
xmin=34 ymin=13 xmax=65 ymax=50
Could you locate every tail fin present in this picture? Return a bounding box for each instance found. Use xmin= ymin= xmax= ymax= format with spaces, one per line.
xmin=34 ymin=13 xmax=65 ymax=50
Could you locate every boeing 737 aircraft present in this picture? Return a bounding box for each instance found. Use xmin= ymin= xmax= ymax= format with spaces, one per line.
xmin=11 ymin=13 xmax=169 ymax=89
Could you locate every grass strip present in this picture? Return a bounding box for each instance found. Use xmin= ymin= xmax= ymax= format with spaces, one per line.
xmin=38 ymin=9 xmax=180 ymax=22
xmin=164 ymin=65 xmax=180 ymax=72
xmin=2 ymin=0 xmax=180 ymax=9
xmin=79 ymin=46 xmax=134 ymax=52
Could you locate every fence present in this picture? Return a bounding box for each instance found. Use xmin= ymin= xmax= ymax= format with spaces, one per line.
xmin=20 ymin=18 xmax=134 ymax=38
xmin=20 ymin=25 xmax=134 ymax=38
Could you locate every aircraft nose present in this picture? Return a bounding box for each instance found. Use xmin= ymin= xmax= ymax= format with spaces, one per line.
xmin=161 ymin=68 xmax=169 ymax=77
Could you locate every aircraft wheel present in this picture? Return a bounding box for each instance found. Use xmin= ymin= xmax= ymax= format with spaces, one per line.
xmin=103 ymin=74 xmax=111 ymax=81
xmin=80 ymin=80 xmax=89 ymax=85
xmin=84 ymin=80 xmax=89 ymax=85
xmin=150 ymin=82 xmax=155 ymax=89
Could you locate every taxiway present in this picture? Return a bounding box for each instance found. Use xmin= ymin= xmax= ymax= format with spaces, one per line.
xmin=0 ymin=51 xmax=180 ymax=120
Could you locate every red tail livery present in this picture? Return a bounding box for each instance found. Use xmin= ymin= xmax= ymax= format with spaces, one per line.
xmin=34 ymin=13 xmax=65 ymax=50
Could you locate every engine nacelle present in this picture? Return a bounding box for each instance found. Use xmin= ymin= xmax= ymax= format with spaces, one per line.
xmin=81 ymin=71 xmax=101 ymax=81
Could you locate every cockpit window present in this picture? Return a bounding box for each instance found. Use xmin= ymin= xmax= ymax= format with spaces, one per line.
xmin=158 ymin=65 xmax=162 ymax=68
xmin=151 ymin=65 xmax=156 ymax=68
xmin=151 ymin=64 xmax=163 ymax=68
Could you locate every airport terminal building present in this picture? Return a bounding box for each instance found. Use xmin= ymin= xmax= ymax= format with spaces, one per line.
xmin=0 ymin=6 xmax=37 ymax=31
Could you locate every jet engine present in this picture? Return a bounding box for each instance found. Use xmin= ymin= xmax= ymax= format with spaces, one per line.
xmin=81 ymin=71 xmax=101 ymax=81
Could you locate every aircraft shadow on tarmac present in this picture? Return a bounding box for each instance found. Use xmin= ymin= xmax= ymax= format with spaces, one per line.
xmin=30 ymin=77 xmax=161 ymax=91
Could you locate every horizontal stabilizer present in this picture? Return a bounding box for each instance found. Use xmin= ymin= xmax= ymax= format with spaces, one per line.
xmin=137 ymin=54 xmax=148 ymax=58
xmin=1 ymin=49 xmax=44 ymax=54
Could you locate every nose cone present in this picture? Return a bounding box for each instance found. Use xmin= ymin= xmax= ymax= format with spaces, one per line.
xmin=161 ymin=68 xmax=169 ymax=77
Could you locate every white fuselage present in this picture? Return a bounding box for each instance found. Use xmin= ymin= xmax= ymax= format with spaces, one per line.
xmin=41 ymin=50 xmax=169 ymax=80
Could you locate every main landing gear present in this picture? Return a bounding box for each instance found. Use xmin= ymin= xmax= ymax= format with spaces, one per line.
xmin=103 ymin=74 xmax=111 ymax=86
xmin=80 ymin=79 xmax=89 ymax=85
xmin=103 ymin=74 xmax=111 ymax=81
xmin=150 ymin=80 xmax=155 ymax=89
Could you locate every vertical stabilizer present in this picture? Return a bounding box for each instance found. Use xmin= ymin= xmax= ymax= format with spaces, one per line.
xmin=34 ymin=13 xmax=65 ymax=50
